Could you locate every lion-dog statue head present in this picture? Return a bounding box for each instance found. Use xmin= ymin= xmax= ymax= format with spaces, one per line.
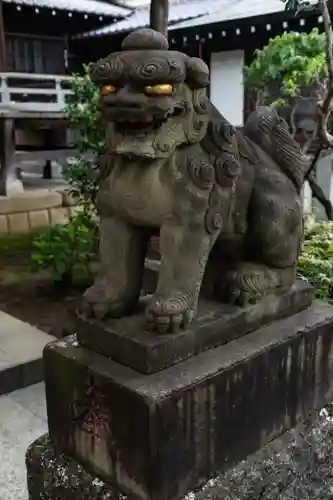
xmin=89 ymin=28 xmax=210 ymax=159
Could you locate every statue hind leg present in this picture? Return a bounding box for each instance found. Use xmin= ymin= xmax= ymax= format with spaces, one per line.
xmin=222 ymin=179 xmax=303 ymax=305
xmin=222 ymin=263 xmax=297 ymax=305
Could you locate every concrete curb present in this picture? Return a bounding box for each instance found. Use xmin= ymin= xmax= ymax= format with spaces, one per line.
xmin=0 ymin=311 xmax=55 ymax=396
xmin=0 ymin=358 xmax=45 ymax=396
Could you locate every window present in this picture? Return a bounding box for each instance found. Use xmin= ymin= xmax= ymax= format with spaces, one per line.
xmin=6 ymin=35 xmax=65 ymax=74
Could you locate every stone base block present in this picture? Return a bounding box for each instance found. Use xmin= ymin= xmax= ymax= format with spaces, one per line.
xmin=43 ymin=301 xmax=333 ymax=500
xmin=77 ymin=279 xmax=313 ymax=374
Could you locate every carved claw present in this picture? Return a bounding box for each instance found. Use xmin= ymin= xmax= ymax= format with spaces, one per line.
xmin=222 ymin=270 xmax=265 ymax=306
xmin=80 ymin=284 xmax=111 ymax=320
xmin=79 ymin=282 xmax=129 ymax=320
xmin=145 ymin=294 xmax=193 ymax=334
xmin=221 ymin=263 xmax=290 ymax=306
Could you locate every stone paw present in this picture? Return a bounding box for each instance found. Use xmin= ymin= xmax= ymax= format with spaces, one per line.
xmin=222 ymin=270 xmax=267 ymax=306
xmin=145 ymin=294 xmax=194 ymax=334
xmin=79 ymin=282 xmax=127 ymax=320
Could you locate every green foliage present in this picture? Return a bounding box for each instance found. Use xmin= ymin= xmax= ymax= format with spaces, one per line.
xmin=31 ymin=211 xmax=98 ymax=286
xmin=282 ymin=0 xmax=314 ymax=13
xmin=65 ymin=64 xmax=105 ymax=154
xmin=62 ymin=64 xmax=105 ymax=213
xmin=298 ymin=216 xmax=333 ymax=303
xmin=62 ymin=157 xmax=98 ymax=209
xmin=31 ymin=65 xmax=103 ymax=286
xmin=245 ymin=29 xmax=327 ymax=105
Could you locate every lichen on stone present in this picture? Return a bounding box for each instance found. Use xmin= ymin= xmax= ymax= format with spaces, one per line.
xmin=26 ymin=410 xmax=333 ymax=500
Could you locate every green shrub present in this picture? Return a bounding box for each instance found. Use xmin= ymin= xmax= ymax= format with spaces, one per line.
xmin=245 ymin=29 xmax=326 ymax=107
xmin=297 ymin=215 xmax=333 ymax=303
xmin=31 ymin=211 xmax=98 ymax=287
xmin=65 ymin=64 xmax=105 ymax=155
xmin=31 ymin=65 xmax=103 ymax=286
xmin=62 ymin=65 xmax=105 ymax=215
xmin=62 ymin=156 xmax=98 ymax=210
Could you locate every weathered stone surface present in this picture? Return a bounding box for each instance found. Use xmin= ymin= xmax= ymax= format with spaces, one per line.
xmin=81 ymin=28 xmax=310 ymax=335
xmin=61 ymin=190 xmax=77 ymax=207
xmin=48 ymin=207 xmax=69 ymax=225
xmin=28 ymin=209 xmax=50 ymax=230
xmin=44 ymin=301 xmax=333 ymax=500
xmin=77 ymin=279 xmax=313 ymax=374
xmin=8 ymin=212 xmax=29 ymax=233
xmin=0 ymin=214 xmax=8 ymax=233
xmin=0 ymin=190 xmax=62 ymax=214
xmin=25 ymin=408 xmax=333 ymax=500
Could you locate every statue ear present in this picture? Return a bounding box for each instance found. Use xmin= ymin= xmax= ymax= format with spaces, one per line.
xmin=88 ymin=62 xmax=98 ymax=83
xmin=186 ymin=57 xmax=210 ymax=89
xmin=88 ymin=58 xmax=114 ymax=84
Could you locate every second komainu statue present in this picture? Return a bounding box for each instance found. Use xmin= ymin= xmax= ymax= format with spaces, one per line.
xmin=81 ymin=28 xmax=308 ymax=333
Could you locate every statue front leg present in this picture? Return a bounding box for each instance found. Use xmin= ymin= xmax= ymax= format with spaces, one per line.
xmin=81 ymin=215 xmax=148 ymax=319
xmin=146 ymin=219 xmax=216 ymax=333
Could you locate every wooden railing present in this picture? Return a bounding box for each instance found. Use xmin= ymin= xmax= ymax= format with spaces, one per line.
xmin=0 ymin=72 xmax=73 ymax=113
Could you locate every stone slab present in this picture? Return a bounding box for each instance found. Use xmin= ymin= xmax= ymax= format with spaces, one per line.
xmin=25 ymin=407 xmax=333 ymax=500
xmin=0 ymin=311 xmax=55 ymax=395
xmin=28 ymin=209 xmax=50 ymax=230
xmin=77 ymin=279 xmax=313 ymax=374
xmin=49 ymin=207 xmax=69 ymax=225
xmin=0 ymin=189 xmax=62 ymax=215
xmin=0 ymin=215 xmax=8 ymax=234
xmin=9 ymin=383 xmax=47 ymax=422
xmin=44 ymin=301 xmax=333 ymax=500
xmin=8 ymin=212 xmax=29 ymax=233
xmin=0 ymin=387 xmax=47 ymax=500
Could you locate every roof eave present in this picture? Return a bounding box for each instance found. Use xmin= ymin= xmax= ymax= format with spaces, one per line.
xmin=4 ymin=0 xmax=132 ymax=18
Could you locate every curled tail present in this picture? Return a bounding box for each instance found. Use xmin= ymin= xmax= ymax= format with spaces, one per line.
xmin=243 ymin=106 xmax=308 ymax=193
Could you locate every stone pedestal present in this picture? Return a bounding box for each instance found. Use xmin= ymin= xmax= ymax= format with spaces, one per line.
xmin=76 ymin=280 xmax=313 ymax=374
xmin=25 ymin=282 xmax=333 ymax=500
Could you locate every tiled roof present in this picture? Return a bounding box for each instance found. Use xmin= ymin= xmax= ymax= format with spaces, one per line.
xmin=169 ymin=0 xmax=287 ymax=30
xmin=80 ymin=0 xmax=230 ymax=37
xmin=4 ymin=0 xmax=131 ymax=17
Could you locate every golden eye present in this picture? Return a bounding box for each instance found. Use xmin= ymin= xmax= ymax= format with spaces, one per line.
xmin=101 ymin=84 xmax=118 ymax=95
xmin=144 ymin=84 xmax=173 ymax=96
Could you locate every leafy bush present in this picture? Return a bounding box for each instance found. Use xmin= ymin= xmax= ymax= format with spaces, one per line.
xmin=65 ymin=65 xmax=105 ymax=155
xmin=297 ymin=216 xmax=333 ymax=303
xmin=31 ymin=211 xmax=98 ymax=287
xmin=31 ymin=65 xmax=103 ymax=286
xmin=62 ymin=156 xmax=98 ymax=210
xmin=62 ymin=65 xmax=105 ymax=213
xmin=245 ymin=29 xmax=327 ymax=106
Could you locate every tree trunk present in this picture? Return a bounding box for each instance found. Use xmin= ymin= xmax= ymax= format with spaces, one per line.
xmin=149 ymin=0 xmax=169 ymax=36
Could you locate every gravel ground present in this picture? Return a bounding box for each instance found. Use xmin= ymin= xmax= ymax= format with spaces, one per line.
xmin=26 ymin=407 xmax=333 ymax=500
xmin=188 ymin=408 xmax=333 ymax=500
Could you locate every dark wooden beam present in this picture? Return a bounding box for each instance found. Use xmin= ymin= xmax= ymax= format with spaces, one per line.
xmin=0 ymin=0 xmax=6 ymax=71
xmin=0 ymin=118 xmax=18 ymax=196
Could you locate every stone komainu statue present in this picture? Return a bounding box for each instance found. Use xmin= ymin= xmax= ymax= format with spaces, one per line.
xmin=81 ymin=28 xmax=308 ymax=333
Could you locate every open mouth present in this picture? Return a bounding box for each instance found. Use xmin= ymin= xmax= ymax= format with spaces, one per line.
xmin=112 ymin=105 xmax=185 ymax=135
xmin=114 ymin=116 xmax=167 ymax=135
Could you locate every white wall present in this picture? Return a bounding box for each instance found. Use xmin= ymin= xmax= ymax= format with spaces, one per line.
xmin=210 ymin=50 xmax=245 ymax=127
xmin=312 ymin=154 xmax=333 ymax=220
